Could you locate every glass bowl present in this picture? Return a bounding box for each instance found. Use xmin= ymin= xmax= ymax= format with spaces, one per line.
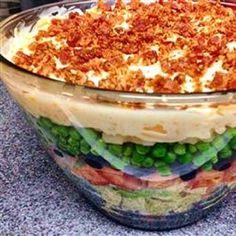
xmin=0 ymin=0 xmax=236 ymax=231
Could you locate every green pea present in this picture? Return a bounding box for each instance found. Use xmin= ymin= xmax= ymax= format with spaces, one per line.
xmin=51 ymin=126 xmax=60 ymax=138
xmin=68 ymin=137 xmax=79 ymax=146
xmin=69 ymin=128 xmax=81 ymax=141
xmin=108 ymin=144 xmax=123 ymax=156
xmin=142 ymin=157 xmax=154 ymax=168
xmin=188 ymin=144 xmax=197 ymax=154
xmin=123 ymin=143 xmax=133 ymax=157
xmin=212 ymin=136 xmax=226 ymax=151
xmin=196 ymin=142 xmax=211 ymax=152
xmin=152 ymin=143 xmax=167 ymax=158
xmin=226 ymin=128 xmax=236 ymax=138
xmin=67 ymin=145 xmax=80 ymax=156
xmin=157 ymin=164 xmax=171 ymax=176
xmin=211 ymin=155 xmax=219 ymax=164
xmin=154 ymin=160 xmax=166 ymax=168
xmin=131 ymin=151 xmax=145 ymax=167
xmin=60 ymin=127 xmax=70 ymax=137
xmin=219 ymin=145 xmax=232 ymax=159
xmin=96 ymin=139 xmax=107 ymax=148
xmin=37 ymin=117 xmax=54 ymax=130
xmin=80 ymin=139 xmax=90 ymax=155
xmin=202 ymin=161 xmax=213 ymax=171
xmin=57 ymin=137 xmax=68 ymax=152
xmin=229 ymin=137 xmax=236 ymax=150
xmin=164 ymin=152 xmax=177 ymax=164
xmin=52 ymin=126 xmax=70 ymax=138
xmin=173 ymin=143 xmax=186 ymax=155
xmin=135 ymin=144 xmax=151 ymax=155
xmin=178 ymin=153 xmax=192 ymax=164
xmin=122 ymin=155 xmax=130 ymax=164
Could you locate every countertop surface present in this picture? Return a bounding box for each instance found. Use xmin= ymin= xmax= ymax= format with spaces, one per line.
xmin=0 ymin=81 xmax=235 ymax=236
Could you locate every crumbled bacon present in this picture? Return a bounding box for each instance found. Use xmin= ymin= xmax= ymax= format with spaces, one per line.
xmin=142 ymin=50 xmax=159 ymax=65
xmin=13 ymin=0 xmax=236 ymax=93
xmin=209 ymin=72 xmax=229 ymax=91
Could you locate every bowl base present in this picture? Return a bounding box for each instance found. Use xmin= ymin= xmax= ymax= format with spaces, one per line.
xmin=97 ymin=201 xmax=220 ymax=231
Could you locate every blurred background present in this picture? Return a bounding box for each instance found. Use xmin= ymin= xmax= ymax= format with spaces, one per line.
xmin=20 ymin=0 xmax=61 ymax=10
xmin=0 ymin=0 xmax=21 ymax=19
xmin=0 ymin=0 xmax=61 ymax=20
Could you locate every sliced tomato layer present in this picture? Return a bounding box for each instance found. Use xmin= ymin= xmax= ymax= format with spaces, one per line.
xmin=223 ymin=161 xmax=236 ymax=183
xmin=72 ymin=165 xmax=109 ymax=185
xmin=71 ymin=161 xmax=236 ymax=191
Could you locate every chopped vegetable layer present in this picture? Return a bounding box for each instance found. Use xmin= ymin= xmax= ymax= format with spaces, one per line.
xmin=37 ymin=116 xmax=236 ymax=177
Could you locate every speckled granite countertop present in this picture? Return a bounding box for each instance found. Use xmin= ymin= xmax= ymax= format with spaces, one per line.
xmin=0 ymin=81 xmax=235 ymax=236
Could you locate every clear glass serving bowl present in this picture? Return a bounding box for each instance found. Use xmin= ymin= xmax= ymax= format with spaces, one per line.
xmin=0 ymin=0 xmax=236 ymax=231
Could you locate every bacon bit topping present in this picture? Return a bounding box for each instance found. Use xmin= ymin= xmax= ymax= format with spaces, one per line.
xmin=13 ymin=0 xmax=236 ymax=93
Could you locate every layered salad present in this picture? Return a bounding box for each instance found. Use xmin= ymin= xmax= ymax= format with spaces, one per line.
xmin=1 ymin=0 xmax=236 ymax=229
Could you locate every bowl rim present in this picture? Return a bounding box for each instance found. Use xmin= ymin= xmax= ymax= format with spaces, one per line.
xmin=0 ymin=0 xmax=236 ymax=103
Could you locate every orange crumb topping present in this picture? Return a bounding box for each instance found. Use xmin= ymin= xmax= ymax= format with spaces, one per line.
xmin=13 ymin=0 xmax=236 ymax=93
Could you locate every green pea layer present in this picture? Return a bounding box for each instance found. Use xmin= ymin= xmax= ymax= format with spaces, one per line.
xmin=37 ymin=117 xmax=236 ymax=174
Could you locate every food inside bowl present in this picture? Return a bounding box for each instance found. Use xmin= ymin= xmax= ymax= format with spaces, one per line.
xmin=1 ymin=0 xmax=236 ymax=230
xmin=7 ymin=0 xmax=236 ymax=93
xmin=29 ymin=113 xmax=235 ymax=225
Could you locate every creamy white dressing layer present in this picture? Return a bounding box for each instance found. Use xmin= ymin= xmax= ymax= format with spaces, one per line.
xmin=86 ymin=71 xmax=109 ymax=86
xmin=169 ymin=49 xmax=184 ymax=60
xmin=115 ymin=21 xmax=130 ymax=30
xmin=150 ymin=45 xmax=160 ymax=53
xmin=129 ymin=62 xmax=168 ymax=78
xmin=55 ymin=57 xmax=68 ymax=69
xmin=166 ymin=33 xmax=179 ymax=43
xmin=182 ymin=75 xmax=195 ymax=93
xmin=227 ymin=41 xmax=236 ymax=52
xmin=114 ymin=9 xmax=131 ymax=30
xmin=5 ymin=78 xmax=236 ymax=145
